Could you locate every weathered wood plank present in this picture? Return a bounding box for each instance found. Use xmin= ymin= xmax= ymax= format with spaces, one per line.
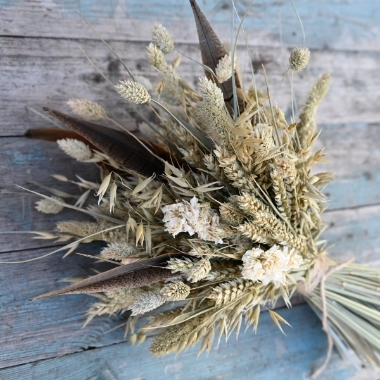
xmin=1 ymin=35 xmax=380 ymax=136
xmin=1 ymin=0 xmax=379 ymax=51
xmin=0 ymin=303 xmax=367 ymax=380
xmin=0 ymin=244 xmax=126 ymax=369
xmin=0 ymin=137 xmax=99 ymax=253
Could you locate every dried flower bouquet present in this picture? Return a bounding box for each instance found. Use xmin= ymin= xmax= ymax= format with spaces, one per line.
xmin=17 ymin=0 xmax=380 ymax=377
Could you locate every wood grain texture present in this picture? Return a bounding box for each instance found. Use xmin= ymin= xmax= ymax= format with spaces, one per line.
xmin=0 ymin=244 xmax=127 ymax=369
xmin=1 ymin=0 xmax=380 ymax=378
xmin=1 ymin=304 xmax=375 ymax=380
xmin=0 ymin=137 xmax=99 ymax=253
xmin=1 ymin=35 xmax=380 ymax=136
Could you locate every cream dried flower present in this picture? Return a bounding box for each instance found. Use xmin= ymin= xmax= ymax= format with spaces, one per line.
xmin=289 ymin=47 xmax=310 ymax=71
xmin=35 ymin=196 xmax=64 ymax=214
xmin=67 ymin=99 xmax=106 ymax=120
xmin=129 ymin=292 xmax=165 ymax=316
xmin=115 ymin=80 xmax=151 ymax=104
xmin=152 ymin=23 xmax=174 ymax=54
xmin=241 ymin=245 xmax=303 ymax=288
xmin=161 ymin=281 xmax=190 ymax=301
xmin=215 ymin=54 xmax=236 ymax=83
xmin=162 ymin=196 xmax=223 ymax=244
xmin=57 ymin=138 xmax=92 ymax=161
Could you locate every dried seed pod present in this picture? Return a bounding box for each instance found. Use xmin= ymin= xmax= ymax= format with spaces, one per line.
xmin=289 ymin=46 xmax=310 ymax=71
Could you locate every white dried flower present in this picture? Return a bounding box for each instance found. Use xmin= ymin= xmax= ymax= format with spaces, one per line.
xmin=161 ymin=281 xmax=190 ymax=301
xmin=198 ymin=76 xmax=224 ymax=109
xmin=129 ymin=292 xmax=165 ymax=316
xmin=35 ymin=196 xmax=64 ymax=214
xmin=215 ymin=54 xmax=236 ymax=83
xmin=241 ymin=245 xmax=303 ymax=288
xmin=147 ymin=43 xmax=168 ymax=72
xmin=115 ymin=80 xmax=151 ymax=104
xmin=57 ymin=138 xmax=92 ymax=161
xmin=152 ymin=23 xmax=174 ymax=54
xmin=67 ymin=99 xmax=106 ymax=120
xmin=289 ymin=47 xmax=310 ymax=71
xmin=162 ymin=196 xmax=223 ymax=244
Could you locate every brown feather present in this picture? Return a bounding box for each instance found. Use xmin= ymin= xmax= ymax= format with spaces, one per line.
xmin=189 ymin=0 xmax=244 ymax=114
xmin=42 ymin=107 xmax=165 ymax=178
xmin=25 ymin=128 xmax=98 ymax=150
xmin=32 ymin=253 xmax=183 ymax=300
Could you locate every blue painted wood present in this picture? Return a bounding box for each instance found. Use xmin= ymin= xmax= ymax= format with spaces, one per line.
xmin=1 ymin=0 xmax=379 ymax=52
xmin=0 ymin=138 xmax=99 ymax=253
xmin=0 ymin=244 xmax=128 ymax=369
xmin=0 ymin=304 xmax=358 ymax=380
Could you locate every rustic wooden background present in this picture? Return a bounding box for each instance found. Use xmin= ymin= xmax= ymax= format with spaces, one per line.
xmin=1 ymin=0 xmax=380 ymax=379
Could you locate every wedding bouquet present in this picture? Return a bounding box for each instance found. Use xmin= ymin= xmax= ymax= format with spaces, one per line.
xmin=17 ymin=0 xmax=380 ymax=377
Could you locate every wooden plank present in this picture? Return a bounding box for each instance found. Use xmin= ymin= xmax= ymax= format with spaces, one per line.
xmin=1 ymin=0 xmax=379 ymax=51
xmin=324 ymin=204 xmax=380 ymax=267
xmin=0 ymin=244 xmax=126 ymax=369
xmin=0 ymin=137 xmax=99 ymax=253
xmin=0 ymin=303 xmax=367 ymax=380
xmin=2 ymin=35 xmax=380 ymax=136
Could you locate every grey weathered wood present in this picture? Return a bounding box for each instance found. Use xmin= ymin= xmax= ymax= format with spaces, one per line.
xmin=0 ymin=137 xmax=99 ymax=253
xmin=0 ymin=303 xmax=371 ymax=380
xmin=2 ymin=35 xmax=380 ymax=136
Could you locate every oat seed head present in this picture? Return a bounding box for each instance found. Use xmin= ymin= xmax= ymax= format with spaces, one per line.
xmin=57 ymin=138 xmax=93 ymax=161
xmin=35 ymin=196 xmax=64 ymax=214
xmin=152 ymin=23 xmax=174 ymax=54
xmin=289 ymin=46 xmax=310 ymax=71
xmin=115 ymin=80 xmax=151 ymax=104
xmin=67 ymin=99 xmax=106 ymax=120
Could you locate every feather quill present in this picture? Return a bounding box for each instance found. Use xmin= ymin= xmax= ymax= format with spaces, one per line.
xmin=42 ymin=107 xmax=165 ymax=178
xmin=32 ymin=253 xmax=183 ymax=300
xmin=189 ymin=0 xmax=244 ymax=114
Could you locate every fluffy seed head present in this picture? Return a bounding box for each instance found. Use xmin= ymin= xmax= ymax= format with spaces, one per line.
xmin=147 ymin=43 xmax=168 ymax=72
xmin=115 ymin=80 xmax=151 ymax=104
xmin=198 ymin=76 xmax=224 ymax=109
xmin=128 ymin=292 xmax=165 ymax=316
xmin=67 ymin=99 xmax=106 ymax=120
xmin=289 ymin=47 xmax=310 ymax=71
xmin=161 ymin=281 xmax=190 ymax=301
xmin=215 ymin=54 xmax=236 ymax=83
xmin=35 ymin=196 xmax=64 ymax=214
xmin=152 ymin=23 xmax=174 ymax=54
xmin=57 ymin=138 xmax=92 ymax=161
